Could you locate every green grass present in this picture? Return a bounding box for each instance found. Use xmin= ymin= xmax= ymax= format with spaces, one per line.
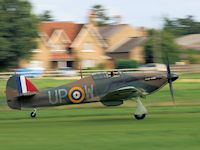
xmin=0 ymin=107 xmax=200 ymax=150
xmin=179 ymin=72 xmax=200 ymax=79
xmin=0 ymin=73 xmax=200 ymax=150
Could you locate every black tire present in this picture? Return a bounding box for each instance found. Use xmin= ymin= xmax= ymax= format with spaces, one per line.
xmin=134 ymin=114 xmax=146 ymax=120
xmin=30 ymin=112 xmax=36 ymax=118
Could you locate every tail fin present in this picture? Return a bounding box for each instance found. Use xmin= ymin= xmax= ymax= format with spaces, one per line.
xmin=6 ymin=75 xmax=38 ymax=109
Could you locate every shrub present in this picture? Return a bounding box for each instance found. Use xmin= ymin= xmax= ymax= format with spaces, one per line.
xmin=115 ymin=59 xmax=138 ymax=69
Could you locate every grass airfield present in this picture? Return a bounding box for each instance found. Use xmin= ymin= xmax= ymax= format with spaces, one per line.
xmin=0 ymin=73 xmax=200 ymax=150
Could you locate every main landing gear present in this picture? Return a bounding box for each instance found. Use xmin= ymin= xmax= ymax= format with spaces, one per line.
xmin=30 ymin=108 xmax=37 ymax=118
xmin=133 ymin=97 xmax=148 ymax=120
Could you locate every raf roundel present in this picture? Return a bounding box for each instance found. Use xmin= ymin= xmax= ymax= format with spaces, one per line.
xmin=68 ymin=87 xmax=85 ymax=104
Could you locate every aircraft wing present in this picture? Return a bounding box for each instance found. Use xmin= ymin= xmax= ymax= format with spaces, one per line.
xmin=101 ymin=86 xmax=141 ymax=101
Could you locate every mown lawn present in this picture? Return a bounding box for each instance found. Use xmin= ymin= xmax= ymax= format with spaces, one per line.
xmin=0 ymin=106 xmax=200 ymax=150
xmin=0 ymin=73 xmax=199 ymax=150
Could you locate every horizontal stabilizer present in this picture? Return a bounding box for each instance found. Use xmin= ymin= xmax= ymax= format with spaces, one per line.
xmin=18 ymin=92 xmax=37 ymax=97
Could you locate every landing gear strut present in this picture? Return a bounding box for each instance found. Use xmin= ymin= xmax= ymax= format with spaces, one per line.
xmin=134 ymin=97 xmax=147 ymax=120
xmin=30 ymin=108 xmax=37 ymax=118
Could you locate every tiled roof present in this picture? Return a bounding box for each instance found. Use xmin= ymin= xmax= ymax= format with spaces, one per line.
xmin=176 ymin=34 xmax=200 ymax=46
xmin=181 ymin=45 xmax=200 ymax=50
xmin=176 ymin=34 xmax=200 ymax=50
xmin=108 ymin=37 xmax=147 ymax=53
xmin=40 ymin=22 xmax=84 ymax=42
xmin=99 ymin=24 xmax=126 ymax=39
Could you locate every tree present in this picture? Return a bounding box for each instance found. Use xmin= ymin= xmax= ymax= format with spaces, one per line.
xmin=91 ymin=5 xmax=110 ymax=26
xmin=159 ymin=31 xmax=180 ymax=64
xmin=144 ymin=30 xmax=180 ymax=64
xmin=163 ymin=16 xmax=200 ymax=36
xmin=144 ymin=29 xmax=162 ymax=63
xmin=144 ymin=37 xmax=154 ymax=63
xmin=39 ymin=10 xmax=54 ymax=21
xmin=0 ymin=0 xmax=38 ymax=69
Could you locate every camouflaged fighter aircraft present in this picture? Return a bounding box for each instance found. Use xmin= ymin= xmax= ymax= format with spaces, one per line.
xmin=6 ymin=62 xmax=178 ymax=120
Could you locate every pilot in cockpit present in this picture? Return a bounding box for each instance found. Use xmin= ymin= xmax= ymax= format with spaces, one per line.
xmin=110 ymin=71 xmax=114 ymax=77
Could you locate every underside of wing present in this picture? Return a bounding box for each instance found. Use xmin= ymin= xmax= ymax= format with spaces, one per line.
xmin=101 ymin=86 xmax=140 ymax=102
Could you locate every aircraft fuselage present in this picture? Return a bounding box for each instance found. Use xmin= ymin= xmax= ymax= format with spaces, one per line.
xmin=17 ymin=72 xmax=178 ymax=109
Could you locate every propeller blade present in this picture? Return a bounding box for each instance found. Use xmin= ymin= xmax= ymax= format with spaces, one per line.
xmin=166 ymin=55 xmax=171 ymax=78
xmin=165 ymin=53 xmax=176 ymax=105
xmin=168 ymin=77 xmax=176 ymax=104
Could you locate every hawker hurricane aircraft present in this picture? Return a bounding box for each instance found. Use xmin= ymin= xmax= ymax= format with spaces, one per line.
xmin=6 ymin=61 xmax=178 ymax=120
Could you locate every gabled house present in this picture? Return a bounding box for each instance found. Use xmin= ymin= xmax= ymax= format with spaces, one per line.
xmin=19 ymin=22 xmax=83 ymax=69
xmin=99 ymin=24 xmax=146 ymax=49
xmin=39 ymin=22 xmax=83 ymax=69
xmin=99 ymin=24 xmax=146 ymax=63
xmin=24 ymin=19 xmax=110 ymax=69
xmin=21 ymin=12 xmax=147 ymax=70
xmin=70 ymin=23 xmax=109 ymax=69
xmin=106 ymin=37 xmax=146 ymax=63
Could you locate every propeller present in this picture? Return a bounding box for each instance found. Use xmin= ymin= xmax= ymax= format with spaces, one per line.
xmin=165 ymin=54 xmax=176 ymax=105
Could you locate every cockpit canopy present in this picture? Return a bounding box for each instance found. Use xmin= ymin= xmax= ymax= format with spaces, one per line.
xmin=92 ymin=72 xmax=108 ymax=80
xmin=92 ymin=71 xmax=123 ymax=80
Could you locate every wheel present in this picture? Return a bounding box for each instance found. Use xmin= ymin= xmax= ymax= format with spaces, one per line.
xmin=30 ymin=112 xmax=36 ymax=118
xmin=134 ymin=114 xmax=146 ymax=120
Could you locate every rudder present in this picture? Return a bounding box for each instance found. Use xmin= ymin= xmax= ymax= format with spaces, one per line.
xmin=6 ymin=75 xmax=38 ymax=109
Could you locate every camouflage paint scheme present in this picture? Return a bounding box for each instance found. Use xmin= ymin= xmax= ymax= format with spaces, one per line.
xmin=6 ymin=72 xmax=178 ymax=110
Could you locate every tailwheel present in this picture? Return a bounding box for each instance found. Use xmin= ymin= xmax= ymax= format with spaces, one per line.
xmin=134 ymin=114 xmax=146 ymax=120
xmin=30 ymin=108 xmax=37 ymax=118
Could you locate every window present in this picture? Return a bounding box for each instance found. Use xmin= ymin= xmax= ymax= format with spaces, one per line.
xmin=58 ymin=61 xmax=67 ymax=68
xmin=82 ymin=60 xmax=95 ymax=68
xmin=82 ymin=42 xmax=94 ymax=52
xmin=67 ymin=61 xmax=73 ymax=67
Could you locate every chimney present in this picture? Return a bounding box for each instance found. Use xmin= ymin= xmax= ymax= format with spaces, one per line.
xmin=88 ymin=9 xmax=97 ymax=25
